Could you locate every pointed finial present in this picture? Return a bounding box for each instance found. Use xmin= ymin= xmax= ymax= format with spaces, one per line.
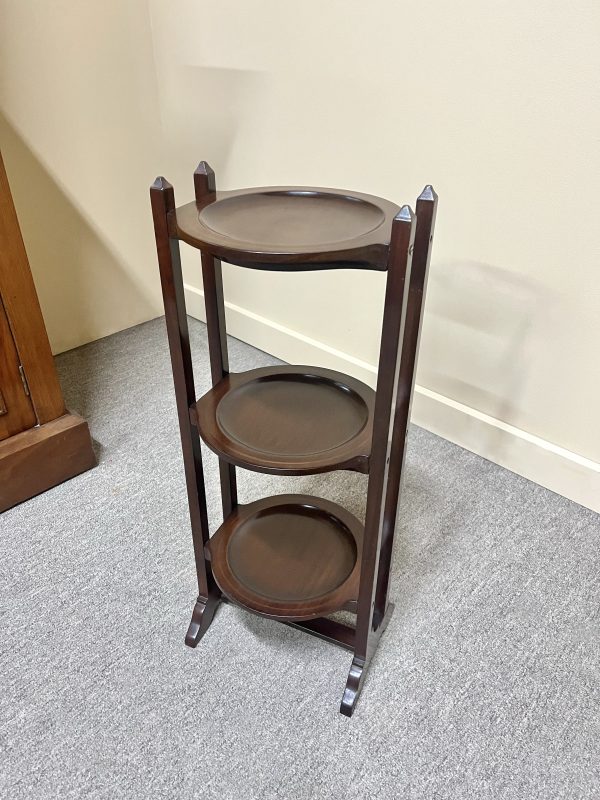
xmin=194 ymin=161 xmax=216 ymax=199
xmin=151 ymin=176 xmax=173 ymax=191
xmin=395 ymin=204 xmax=414 ymax=222
xmin=417 ymin=185 xmax=437 ymax=202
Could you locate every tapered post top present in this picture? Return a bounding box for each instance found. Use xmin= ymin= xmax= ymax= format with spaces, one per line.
xmin=389 ymin=204 xmax=416 ymax=257
xmin=393 ymin=204 xmax=414 ymax=224
xmin=417 ymin=184 xmax=437 ymax=203
xmin=412 ymin=185 xmax=438 ymax=287
xmin=150 ymin=176 xmax=175 ymax=212
xmin=194 ymin=161 xmax=216 ymax=201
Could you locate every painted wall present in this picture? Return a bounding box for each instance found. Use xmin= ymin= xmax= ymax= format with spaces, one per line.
xmin=150 ymin=0 xmax=600 ymax=509
xmin=0 ymin=0 xmax=164 ymax=353
xmin=1 ymin=1 xmax=598 ymax=509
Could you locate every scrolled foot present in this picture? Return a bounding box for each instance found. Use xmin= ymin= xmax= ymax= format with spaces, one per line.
xmin=340 ymin=656 xmax=366 ymax=717
xmin=185 ymin=593 xmax=220 ymax=648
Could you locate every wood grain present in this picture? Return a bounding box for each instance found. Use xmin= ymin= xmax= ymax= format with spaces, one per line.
xmin=194 ymin=365 xmax=374 ymax=475
xmin=0 ymin=150 xmax=65 ymax=423
xmin=208 ymin=495 xmax=363 ymax=621
xmin=0 ymin=294 xmax=36 ymax=439
xmin=174 ymin=186 xmax=400 ymax=271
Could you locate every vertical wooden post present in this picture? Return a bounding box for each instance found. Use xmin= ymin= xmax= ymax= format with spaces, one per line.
xmin=194 ymin=162 xmax=238 ymax=519
xmin=374 ymin=186 xmax=438 ymax=620
xmin=150 ymin=176 xmax=220 ymax=647
xmin=341 ymin=205 xmax=416 ymax=716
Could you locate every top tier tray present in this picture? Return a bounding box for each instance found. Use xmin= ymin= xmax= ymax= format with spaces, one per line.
xmin=171 ymin=186 xmax=400 ymax=271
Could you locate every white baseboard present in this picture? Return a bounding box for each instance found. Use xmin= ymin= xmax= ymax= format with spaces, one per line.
xmin=185 ymin=283 xmax=600 ymax=513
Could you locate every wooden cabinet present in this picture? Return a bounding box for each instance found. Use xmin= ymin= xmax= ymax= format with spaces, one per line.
xmin=0 ymin=294 xmax=36 ymax=439
xmin=0 ymin=149 xmax=95 ymax=512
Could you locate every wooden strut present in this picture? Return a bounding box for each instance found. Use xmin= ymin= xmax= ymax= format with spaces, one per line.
xmin=340 ymin=188 xmax=438 ymax=716
xmin=150 ymin=164 xmax=438 ymax=714
xmin=194 ymin=162 xmax=238 ymax=521
xmin=150 ymin=176 xmax=220 ymax=647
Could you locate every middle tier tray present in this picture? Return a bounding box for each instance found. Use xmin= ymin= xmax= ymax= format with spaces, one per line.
xmin=194 ymin=365 xmax=374 ymax=475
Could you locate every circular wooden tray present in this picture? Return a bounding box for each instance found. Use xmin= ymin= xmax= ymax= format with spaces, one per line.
xmin=173 ymin=186 xmax=399 ymax=270
xmin=195 ymin=366 xmax=374 ymax=475
xmin=208 ymin=495 xmax=362 ymax=620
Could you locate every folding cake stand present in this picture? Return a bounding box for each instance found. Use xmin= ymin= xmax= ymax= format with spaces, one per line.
xmin=150 ymin=163 xmax=437 ymax=716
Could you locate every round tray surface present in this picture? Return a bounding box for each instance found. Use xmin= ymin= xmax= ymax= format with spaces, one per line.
xmin=199 ymin=190 xmax=386 ymax=249
xmin=209 ymin=495 xmax=362 ymax=619
xmin=227 ymin=503 xmax=356 ymax=603
xmin=216 ymin=371 xmax=369 ymax=459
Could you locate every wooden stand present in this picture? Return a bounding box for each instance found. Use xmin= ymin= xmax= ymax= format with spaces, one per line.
xmin=150 ymin=163 xmax=437 ymax=716
xmin=0 ymin=150 xmax=96 ymax=512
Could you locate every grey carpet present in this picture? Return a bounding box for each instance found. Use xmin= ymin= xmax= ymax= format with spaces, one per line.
xmin=1 ymin=317 xmax=598 ymax=800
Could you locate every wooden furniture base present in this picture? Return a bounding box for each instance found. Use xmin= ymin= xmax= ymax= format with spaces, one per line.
xmin=0 ymin=413 xmax=96 ymax=512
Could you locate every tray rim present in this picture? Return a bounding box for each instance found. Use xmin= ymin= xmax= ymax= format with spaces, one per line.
xmin=171 ymin=185 xmax=400 ymax=271
xmin=194 ymin=365 xmax=374 ymax=476
xmin=208 ymin=494 xmax=363 ymax=621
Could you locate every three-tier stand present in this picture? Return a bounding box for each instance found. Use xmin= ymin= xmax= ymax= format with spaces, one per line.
xmin=150 ymin=163 xmax=437 ymax=716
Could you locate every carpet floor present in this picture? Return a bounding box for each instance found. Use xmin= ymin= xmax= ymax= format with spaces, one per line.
xmin=1 ymin=317 xmax=598 ymax=800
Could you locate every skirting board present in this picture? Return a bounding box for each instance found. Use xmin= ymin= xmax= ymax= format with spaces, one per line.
xmin=185 ymin=283 xmax=600 ymax=513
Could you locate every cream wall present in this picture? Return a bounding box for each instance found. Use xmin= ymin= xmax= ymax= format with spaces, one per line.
xmin=149 ymin=0 xmax=600 ymax=509
xmin=1 ymin=1 xmax=598 ymax=509
xmin=0 ymin=0 xmax=164 ymax=353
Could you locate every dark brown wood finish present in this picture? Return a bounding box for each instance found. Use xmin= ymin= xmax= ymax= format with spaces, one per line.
xmin=194 ymin=162 xmax=238 ymax=519
xmin=374 ymin=187 xmax=438 ymax=620
xmin=285 ymin=616 xmax=356 ymax=651
xmin=173 ymin=187 xmax=400 ymax=271
xmin=151 ymin=163 xmax=437 ymax=716
xmin=340 ymin=205 xmax=416 ymax=717
xmin=195 ymin=365 xmax=374 ymax=475
xmin=208 ymin=494 xmax=363 ymax=620
xmin=338 ymin=189 xmax=438 ymax=716
xmin=150 ymin=177 xmax=219 ymax=647
xmin=219 ymin=596 xmax=358 ymax=652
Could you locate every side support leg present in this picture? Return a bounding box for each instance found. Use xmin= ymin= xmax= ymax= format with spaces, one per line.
xmin=341 ymin=206 xmax=415 ymax=716
xmin=342 ymin=188 xmax=438 ymax=716
xmin=150 ymin=177 xmax=220 ymax=648
xmin=340 ymin=602 xmax=395 ymax=716
xmin=195 ymin=161 xmax=237 ymax=520
xmin=185 ymin=593 xmax=221 ymax=647
xmin=373 ymin=186 xmax=438 ymax=622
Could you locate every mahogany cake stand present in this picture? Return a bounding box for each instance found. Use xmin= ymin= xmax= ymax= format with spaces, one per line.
xmin=150 ymin=163 xmax=438 ymax=716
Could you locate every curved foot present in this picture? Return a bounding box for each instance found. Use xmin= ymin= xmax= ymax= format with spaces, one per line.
xmin=340 ymin=602 xmax=395 ymax=716
xmin=185 ymin=594 xmax=220 ymax=648
xmin=340 ymin=656 xmax=366 ymax=717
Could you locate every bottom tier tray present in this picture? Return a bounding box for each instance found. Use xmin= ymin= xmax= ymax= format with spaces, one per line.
xmin=208 ymin=494 xmax=362 ymax=620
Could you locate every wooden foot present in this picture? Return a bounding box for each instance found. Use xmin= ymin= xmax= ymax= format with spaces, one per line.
xmin=340 ymin=655 xmax=366 ymax=716
xmin=185 ymin=594 xmax=220 ymax=647
xmin=340 ymin=602 xmax=395 ymax=717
